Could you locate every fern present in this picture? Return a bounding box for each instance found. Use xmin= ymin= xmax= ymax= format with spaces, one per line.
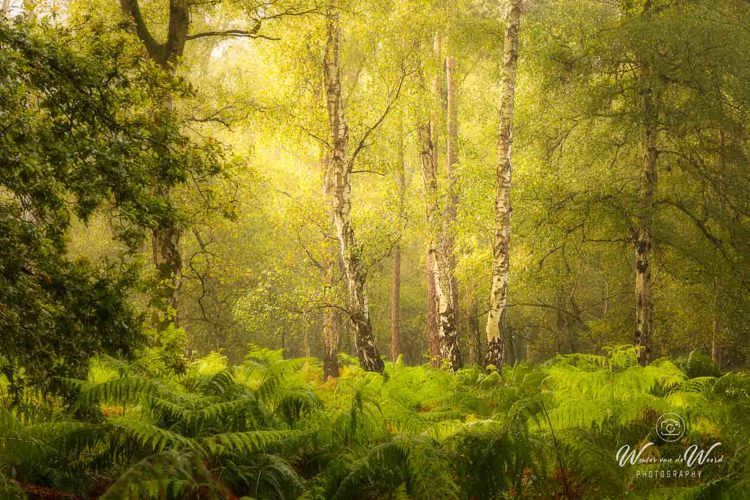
xmin=99 ymin=449 xmax=221 ymax=500
xmin=202 ymin=429 xmax=301 ymax=456
xmin=76 ymin=375 xmax=159 ymax=407
xmin=3 ymin=349 xmax=749 ymax=498
xmin=108 ymin=416 xmax=196 ymax=453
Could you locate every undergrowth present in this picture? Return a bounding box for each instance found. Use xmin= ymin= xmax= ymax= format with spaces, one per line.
xmin=1 ymin=346 xmax=748 ymax=499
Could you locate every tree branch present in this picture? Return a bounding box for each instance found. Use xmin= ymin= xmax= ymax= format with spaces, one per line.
xmin=186 ymin=29 xmax=280 ymax=41
xmin=119 ymin=0 xmax=165 ymax=63
xmin=656 ymin=198 xmax=730 ymax=261
xmin=347 ymin=66 xmax=408 ymax=172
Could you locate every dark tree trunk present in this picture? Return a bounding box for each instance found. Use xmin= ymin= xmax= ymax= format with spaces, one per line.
xmin=120 ymin=0 xmax=190 ymax=324
xmin=634 ymin=56 xmax=657 ymax=367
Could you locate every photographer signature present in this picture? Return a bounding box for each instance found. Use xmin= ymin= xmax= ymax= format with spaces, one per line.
xmin=616 ymin=442 xmax=723 ymax=468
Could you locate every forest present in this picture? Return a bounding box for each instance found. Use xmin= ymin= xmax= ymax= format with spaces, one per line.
xmin=1 ymin=0 xmax=750 ymax=498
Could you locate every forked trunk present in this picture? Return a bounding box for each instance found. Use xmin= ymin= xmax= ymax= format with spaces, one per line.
xmin=120 ymin=0 xmax=190 ymax=325
xmin=419 ymin=124 xmax=461 ymax=371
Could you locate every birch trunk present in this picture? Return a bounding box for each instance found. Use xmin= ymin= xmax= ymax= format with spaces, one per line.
xmin=425 ymin=33 xmax=442 ymax=367
xmin=634 ymin=60 xmax=657 ymax=366
xmin=444 ymin=52 xmax=460 ymax=345
xmin=320 ymin=150 xmax=341 ymax=379
xmin=426 ymin=250 xmax=440 ymax=367
xmin=323 ymin=1 xmax=383 ymax=373
xmin=485 ymin=0 xmax=521 ymax=370
xmin=322 ymin=277 xmax=341 ymax=378
xmin=419 ymin=124 xmax=461 ymax=371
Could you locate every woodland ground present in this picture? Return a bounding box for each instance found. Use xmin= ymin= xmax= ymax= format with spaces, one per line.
xmin=1 ymin=346 xmax=748 ymax=499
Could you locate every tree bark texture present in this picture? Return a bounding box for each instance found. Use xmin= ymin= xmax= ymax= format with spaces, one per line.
xmin=319 ymin=150 xmax=342 ymax=379
xmin=323 ymin=1 xmax=383 ymax=373
xmin=426 ymin=249 xmax=440 ymax=367
xmin=444 ymin=52 xmax=459 ymax=320
xmin=419 ymin=124 xmax=461 ymax=371
xmin=485 ymin=0 xmax=521 ymax=370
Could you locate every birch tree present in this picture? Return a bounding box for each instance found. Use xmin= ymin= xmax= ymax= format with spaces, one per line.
xmin=419 ymin=32 xmax=462 ymax=371
xmin=322 ymin=0 xmax=384 ymax=372
xmin=485 ymin=0 xmax=521 ymax=369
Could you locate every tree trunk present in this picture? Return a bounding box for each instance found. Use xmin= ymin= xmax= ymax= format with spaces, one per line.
xmin=120 ymin=0 xmax=190 ymax=325
xmin=711 ymin=277 xmax=721 ymax=368
xmin=391 ymin=244 xmax=401 ymax=362
xmin=426 ymin=249 xmax=440 ymax=367
xmin=486 ymin=0 xmax=521 ymax=370
xmin=419 ymin=124 xmax=461 ymax=371
xmin=466 ymin=288 xmax=483 ymax=366
xmin=323 ymin=1 xmax=383 ymax=373
xmin=152 ymin=213 xmax=182 ymax=321
xmin=391 ymin=127 xmax=406 ymax=362
xmin=634 ymin=58 xmax=657 ymax=366
xmin=444 ymin=51 xmax=460 ymax=352
xmin=417 ymin=34 xmax=461 ymax=371
xmin=424 ymin=33 xmax=442 ymax=368
xmin=322 ymin=289 xmax=341 ymax=378
xmin=320 ymin=149 xmax=342 ymax=379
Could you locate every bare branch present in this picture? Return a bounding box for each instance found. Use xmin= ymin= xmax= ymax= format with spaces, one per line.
xmin=347 ymin=66 xmax=409 ymax=171
xmin=656 ymin=198 xmax=730 ymax=261
xmin=186 ymin=29 xmax=280 ymax=41
xmin=351 ymin=169 xmax=385 ymax=176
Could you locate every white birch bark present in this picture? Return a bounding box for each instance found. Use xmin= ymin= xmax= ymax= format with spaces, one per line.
xmin=485 ymin=0 xmax=521 ymax=369
xmin=323 ymin=0 xmax=383 ymax=372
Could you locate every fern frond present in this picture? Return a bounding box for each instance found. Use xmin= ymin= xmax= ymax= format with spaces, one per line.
xmin=99 ymin=449 xmax=222 ymax=500
xmin=218 ymin=453 xmax=305 ymax=500
xmin=77 ymin=376 xmax=159 ymax=407
xmin=201 ymin=430 xmax=301 ymax=456
xmin=108 ymin=416 xmax=196 ymax=454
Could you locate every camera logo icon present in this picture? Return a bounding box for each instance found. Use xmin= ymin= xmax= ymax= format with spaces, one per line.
xmin=656 ymin=412 xmax=686 ymax=442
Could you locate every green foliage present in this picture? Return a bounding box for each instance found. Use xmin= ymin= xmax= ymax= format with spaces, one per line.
xmin=0 ymin=17 xmax=221 ymax=395
xmin=2 ymin=349 xmax=748 ymax=498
